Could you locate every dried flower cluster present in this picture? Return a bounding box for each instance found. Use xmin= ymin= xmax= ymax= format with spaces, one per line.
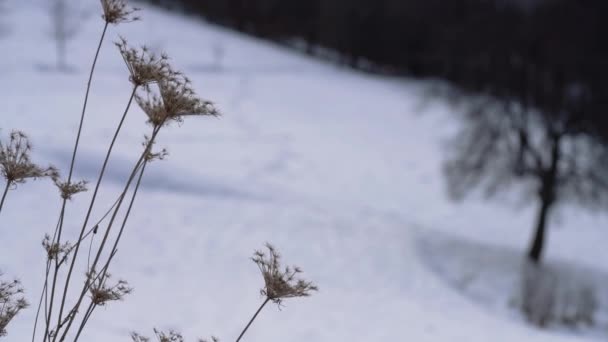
xmin=53 ymin=178 xmax=88 ymax=200
xmin=131 ymin=329 xmax=183 ymax=342
xmin=0 ymin=274 xmax=28 ymax=337
xmin=252 ymin=243 xmax=318 ymax=305
xmin=142 ymin=136 xmax=169 ymax=162
xmin=0 ymin=131 xmax=57 ymax=184
xmin=136 ymin=75 xmax=219 ymax=127
xmin=116 ymin=38 xmax=176 ymax=88
xmin=131 ymin=329 xmax=219 ymax=342
xmin=101 ymin=0 xmax=140 ymax=24
xmin=88 ymin=273 xmax=132 ymax=306
xmin=42 ymin=234 xmax=73 ymax=263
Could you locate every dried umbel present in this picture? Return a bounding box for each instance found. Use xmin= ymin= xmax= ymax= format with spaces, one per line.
xmin=42 ymin=234 xmax=73 ymax=264
xmin=131 ymin=329 xmax=218 ymax=342
xmin=0 ymin=274 xmax=28 ymax=337
xmin=101 ymin=0 xmax=140 ymax=24
xmin=142 ymin=135 xmax=169 ymax=162
xmin=136 ymin=76 xmax=219 ymax=127
xmin=0 ymin=130 xmax=58 ymax=184
xmin=252 ymin=243 xmax=318 ymax=306
xmin=131 ymin=329 xmax=183 ymax=342
xmin=116 ymin=38 xmax=177 ymax=87
xmin=88 ymin=273 xmax=133 ymax=306
xmin=199 ymin=337 xmax=220 ymax=342
xmin=53 ymin=177 xmax=88 ymax=200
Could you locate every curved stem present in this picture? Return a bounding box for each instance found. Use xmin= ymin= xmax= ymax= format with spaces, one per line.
xmin=236 ymin=298 xmax=270 ymax=342
xmin=55 ymin=85 xmax=137 ymax=336
xmin=57 ymin=127 xmax=161 ymax=342
xmin=45 ymin=21 xmax=109 ymax=340
xmin=72 ymin=159 xmax=149 ymax=342
xmin=0 ymin=181 xmax=11 ymax=217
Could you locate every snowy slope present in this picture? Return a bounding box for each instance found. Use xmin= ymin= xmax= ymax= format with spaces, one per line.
xmin=1 ymin=1 xmax=607 ymax=341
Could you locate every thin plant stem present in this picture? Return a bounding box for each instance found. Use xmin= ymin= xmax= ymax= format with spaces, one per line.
xmin=31 ymin=278 xmax=47 ymax=342
xmin=55 ymin=84 xmax=137 ymax=333
xmin=72 ymin=159 xmax=148 ymax=342
xmin=56 ymin=126 xmax=161 ymax=342
xmin=236 ymin=298 xmax=271 ymax=342
xmin=43 ymin=21 xmax=109 ymax=340
xmin=99 ymin=156 xmax=148 ymax=279
xmin=0 ymin=181 xmax=11 ymax=217
xmin=72 ymin=301 xmax=96 ymax=342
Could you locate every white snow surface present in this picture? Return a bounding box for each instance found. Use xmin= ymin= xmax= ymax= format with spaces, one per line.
xmin=1 ymin=1 xmax=607 ymax=341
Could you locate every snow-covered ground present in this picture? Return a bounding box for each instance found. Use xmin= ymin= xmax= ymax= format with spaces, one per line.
xmin=1 ymin=1 xmax=607 ymax=341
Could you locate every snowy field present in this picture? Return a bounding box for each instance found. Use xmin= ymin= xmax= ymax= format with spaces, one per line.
xmin=1 ymin=1 xmax=608 ymax=341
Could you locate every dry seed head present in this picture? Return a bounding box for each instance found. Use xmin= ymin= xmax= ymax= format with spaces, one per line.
xmin=131 ymin=333 xmax=151 ymax=342
xmin=136 ymin=76 xmax=218 ymax=127
xmin=116 ymin=38 xmax=177 ymax=87
xmin=42 ymin=235 xmax=73 ymax=264
xmin=198 ymin=337 xmax=219 ymax=342
xmin=132 ymin=330 xmax=217 ymax=342
xmin=131 ymin=329 xmax=184 ymax=342
xmin=0 ymin=273 xmax=28 ymax=337
xmin=252 ymin=243 xmax=318 ymax=306
xmin=53 ymin=177 xmax=88 ymax=200
xmin=142 ymin=135 xmax=168 ymax=162
xmin=100 ymin=0 xmax=140 ymax=24
xmin=88 ymin=273 xmax=133 ymax=306
xmin=0 ymin=130 xmax=58 ymax=185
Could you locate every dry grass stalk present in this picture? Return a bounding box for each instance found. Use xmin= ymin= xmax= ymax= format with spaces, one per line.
xmin=46 ymin=35 xmax=218 ymax=342
xmin=0 ymin=1 xmax=319 ymax=341
xmin=35 ymin=1 xmax=140 ymax=341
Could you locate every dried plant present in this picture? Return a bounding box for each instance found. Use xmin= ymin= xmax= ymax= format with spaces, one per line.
xmin=42 ymin=3 xmax=141 ymax=339
xmin=235 ymin=244 xmax=318 ymax=342
xmin=53 ymin=178 xmax=88 ymax=200
xmin=100 ymin=0 xmax=140 ymax=24
xmin=39 ymin=22 xmax=219 ymax=342
xmin=130 ymin=245 xmax=316 ymax=342
xmin=116 ymin=38 xmax=176 ymax=88
xmin=0 ymin=1 xmax=318 ymax=341
xmin=131 ymin=329 xmax=184 ymax=342
xmin=131 ymin=330 xmax=219 ymax=342
xmin=88 ymin=273 xmax=132 ymax=306
xmin=0 ymin=274 xmax=28 ymax=337
xmin=135 ymin=75 xmax=219 ymax=128
xmin=0 ymin=130 xmax=57 ymax=215
xmin=252 ymin=243 xmax=318 ymax=305
xmin=0 ymin=131 xmax=58 ymax=184
xmin=198 ymin=337 xmax=219 ymax=342
xmin=42 ymin=235 xmax=72 ymax=265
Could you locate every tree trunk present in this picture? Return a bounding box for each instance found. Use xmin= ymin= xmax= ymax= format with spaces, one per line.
xmin=527 ymin=134 xmax=560 ymax=264
xmin=527 ymin=196 xmax=552 ymax=264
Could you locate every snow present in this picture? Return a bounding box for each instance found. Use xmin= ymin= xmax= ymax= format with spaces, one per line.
xmin=1 ymin=1 xmax=607 ymax=341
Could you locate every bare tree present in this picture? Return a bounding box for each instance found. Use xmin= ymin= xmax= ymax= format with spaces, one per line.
xmin=444 ymin=74 xmax=608 ymax=264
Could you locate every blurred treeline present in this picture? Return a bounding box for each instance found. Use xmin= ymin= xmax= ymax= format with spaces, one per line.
xmin=143 ymin=0 xmax=608 ymax=137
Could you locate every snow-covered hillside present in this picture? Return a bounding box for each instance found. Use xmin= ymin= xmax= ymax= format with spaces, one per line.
xmin=1 ymin=1 xmax=607 ymax=341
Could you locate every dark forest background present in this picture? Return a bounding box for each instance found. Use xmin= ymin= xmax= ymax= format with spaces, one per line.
xmin=140 ymin=0 xmax=607 ymax=138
